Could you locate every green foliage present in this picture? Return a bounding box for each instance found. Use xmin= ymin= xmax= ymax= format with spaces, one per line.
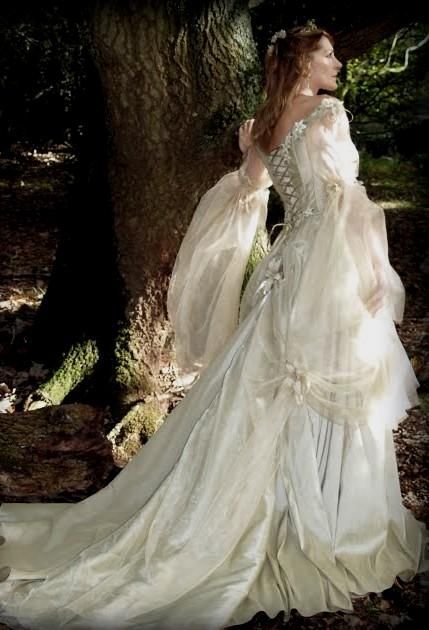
xmin=339 ymin=23 xmax=429 ymax=156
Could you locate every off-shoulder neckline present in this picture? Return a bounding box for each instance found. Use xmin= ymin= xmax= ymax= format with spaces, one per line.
xmin=257 ymin=97 xmax=343 ymax=157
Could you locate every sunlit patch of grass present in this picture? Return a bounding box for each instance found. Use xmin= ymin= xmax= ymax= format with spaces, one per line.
xmin=359 ymin=153 xmax=429 ymax=209
xmin=379 ymin=200 xmax=416 ymax=210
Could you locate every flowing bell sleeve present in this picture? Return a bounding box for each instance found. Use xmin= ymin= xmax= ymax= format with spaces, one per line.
xmin=304 ymin=98 xmax=406 ymax=323
xmin=167 ymin=121 xmax=272 ymax=378
xmin=284 ymin=98 xmax=419 ymax=429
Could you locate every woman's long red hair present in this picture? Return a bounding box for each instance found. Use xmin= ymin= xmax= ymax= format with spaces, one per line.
xmin=252 ymin=26 xmax=334 ymax=143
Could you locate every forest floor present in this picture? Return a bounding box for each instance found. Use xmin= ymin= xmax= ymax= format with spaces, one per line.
xmin=0 ymin=147 xmax=428 ymax=629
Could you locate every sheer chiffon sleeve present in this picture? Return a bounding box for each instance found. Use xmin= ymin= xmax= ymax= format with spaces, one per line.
xmin=282 ymin=99 xmax=418 ymax=428
xmin=167 ymin=122 xmax=272 ymax=377
xmin=304 ymin=98 xmax=405 ymax=324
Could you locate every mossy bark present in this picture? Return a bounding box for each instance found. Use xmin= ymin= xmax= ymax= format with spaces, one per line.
xmin=30 ymin=338 xmax=100 ymax=407
xmin=107 ymin=399 xmax=166 ymax=466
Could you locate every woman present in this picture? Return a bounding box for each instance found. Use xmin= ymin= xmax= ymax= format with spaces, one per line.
xmin=1 ymin=25 xmax=427 ymax=630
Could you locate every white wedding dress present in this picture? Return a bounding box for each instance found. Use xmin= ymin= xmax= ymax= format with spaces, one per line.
xmin=1 ymin=97 xmax=427 ymax=630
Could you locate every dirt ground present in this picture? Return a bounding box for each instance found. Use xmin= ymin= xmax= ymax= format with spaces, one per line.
xmin=0 ymin=148 xmax=428 ymax=629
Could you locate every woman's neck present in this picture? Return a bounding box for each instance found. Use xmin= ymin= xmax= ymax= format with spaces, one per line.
xmin=295 ymin=88 xmax=317 ymax=97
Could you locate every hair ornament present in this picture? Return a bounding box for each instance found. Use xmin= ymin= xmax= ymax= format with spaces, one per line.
xmin=267 ymin=29 xmax=287 ymax=56
xmin=270 ymin=29 xmax=287 ymax=44
xmin=302 ymin=19 xmax=318 ymax=32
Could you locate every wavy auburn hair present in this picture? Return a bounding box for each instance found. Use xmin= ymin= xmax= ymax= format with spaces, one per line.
xmin=252 ymin=26 xmax=334 ymax=142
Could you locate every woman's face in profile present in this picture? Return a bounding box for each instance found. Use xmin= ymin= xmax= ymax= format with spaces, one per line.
xmin=308 ymin=35 xmax=343 ymax=92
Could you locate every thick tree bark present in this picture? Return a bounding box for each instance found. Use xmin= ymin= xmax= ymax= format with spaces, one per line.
xmin=0 ymin=404 xmax=116 ymax=501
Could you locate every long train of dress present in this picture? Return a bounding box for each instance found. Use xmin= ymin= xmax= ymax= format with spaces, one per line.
xmin=0 ymin=97 xmax=428 ymax=629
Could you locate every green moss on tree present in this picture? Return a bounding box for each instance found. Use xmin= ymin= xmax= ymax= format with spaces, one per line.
xmin=113 ymin=324 xmax=154 ymax=404
xmin=34 ymin=338 xmax=100 ymax=406
xmin=107 ymin=399 xmax=166 ymax=464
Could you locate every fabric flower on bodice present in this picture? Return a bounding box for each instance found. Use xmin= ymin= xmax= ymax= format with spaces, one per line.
xmin=283 ymin=360 xmax=311 ymax=405
xmin=290 ymin=120 xmax=307 ymax=140
xmin=257 ymin=255 xmax=283 ymax=296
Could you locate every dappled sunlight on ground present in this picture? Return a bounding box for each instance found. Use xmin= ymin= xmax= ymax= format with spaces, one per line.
xmin=0 ymin=147 xmax=69 ymax=411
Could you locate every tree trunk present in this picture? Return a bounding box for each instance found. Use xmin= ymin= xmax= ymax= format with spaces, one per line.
xmin=31 ymin=0 xmax=262 ymax=442
xmin=0 ymin=404 xmax=117 ymax=501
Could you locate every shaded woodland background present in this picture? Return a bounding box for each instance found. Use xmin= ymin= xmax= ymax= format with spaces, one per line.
xmin=0 ymin=1 xmax=428 ymax=628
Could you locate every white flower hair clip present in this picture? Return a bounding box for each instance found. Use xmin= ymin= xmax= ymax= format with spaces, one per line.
xmin=267 ymin=29 xmax=287 ymax=55
xmin=270 ymin=29 xmax=287 ymax=44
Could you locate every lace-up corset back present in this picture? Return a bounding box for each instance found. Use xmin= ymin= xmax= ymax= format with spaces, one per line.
xmin=257 ymin=98 xmax=357 ymax=233
xmin=260 ymin=137 xmax=309 ymax=233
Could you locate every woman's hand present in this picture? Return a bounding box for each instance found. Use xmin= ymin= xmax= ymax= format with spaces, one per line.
xmin=365 ymin=275 xmax=388 ymax=317
xmin=239 ymin=119 xmax=255 ymax=154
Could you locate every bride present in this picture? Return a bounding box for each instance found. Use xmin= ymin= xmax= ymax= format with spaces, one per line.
xmin=1 ymin=24 xmax=427 ymax=630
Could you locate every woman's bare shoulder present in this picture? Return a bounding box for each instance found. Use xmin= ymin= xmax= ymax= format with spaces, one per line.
xmin=261 ymin=95 xmax=336 ymax=153
xmin=283 ymin=94 xmax=335 ymax=124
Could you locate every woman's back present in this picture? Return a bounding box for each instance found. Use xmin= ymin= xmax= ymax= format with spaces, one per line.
xmin=258 ymin=94 xmax=327 ymax=154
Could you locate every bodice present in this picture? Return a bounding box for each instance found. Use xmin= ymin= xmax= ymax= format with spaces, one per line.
xmin=256 ymin=98 xmax=359 ymax=234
